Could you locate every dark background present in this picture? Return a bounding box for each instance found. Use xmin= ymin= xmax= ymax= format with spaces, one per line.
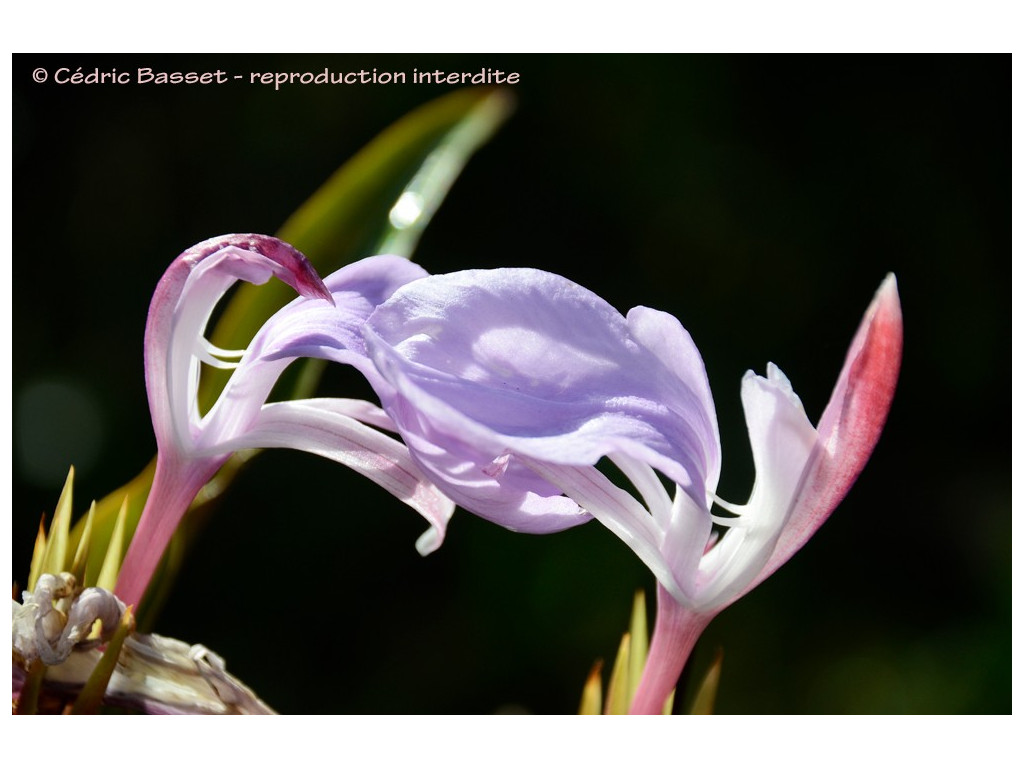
xmin=12 ymin=55 xmax=1010 ymax=713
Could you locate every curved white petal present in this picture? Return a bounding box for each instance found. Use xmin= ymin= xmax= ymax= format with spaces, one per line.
xmin=694 ymin=364 xmax=817 ymax=610
xmin=524 ymin=461 xmax=688 ymax=599
xmin=216 ymin=399 xmax=455 ymax=555
xmin=662 ymin=487 xmax=715 ymax=606
xmin=127 ymin=241 xmax=435 ymax=605
xmin=145 ymin=236 xmax=331 ymax=462
xmin=610 ymin=453 xmax=674 ymax=529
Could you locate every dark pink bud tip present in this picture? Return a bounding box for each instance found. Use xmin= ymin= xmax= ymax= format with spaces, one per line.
xmin=186 ymin=234 xmax=334 ymax=306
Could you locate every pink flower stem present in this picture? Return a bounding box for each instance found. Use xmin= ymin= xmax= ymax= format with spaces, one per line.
xmin=629 ymin=584 xmax=714 ymax=715
xmin=114 ymin=454 xmax=222 ymax=608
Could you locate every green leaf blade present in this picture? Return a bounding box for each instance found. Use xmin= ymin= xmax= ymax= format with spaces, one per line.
xmin=205 ymin=87 xmax=514 ymax=393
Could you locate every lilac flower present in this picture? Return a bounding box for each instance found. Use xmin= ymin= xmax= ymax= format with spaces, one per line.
xmin=115 ymin=235 xmax=454 ymax=607
xmin=361 ymin=268 xmax=902 ymax=714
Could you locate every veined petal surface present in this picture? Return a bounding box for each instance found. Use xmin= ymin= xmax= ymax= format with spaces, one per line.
xmin=363 ymin=268 xmax=722 ymax=531
xmin=198 ymin=255 xmax=428 ymax=450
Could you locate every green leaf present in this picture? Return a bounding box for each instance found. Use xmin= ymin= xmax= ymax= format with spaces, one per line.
xmin=202 ymin=86 xmax=514 ymax=411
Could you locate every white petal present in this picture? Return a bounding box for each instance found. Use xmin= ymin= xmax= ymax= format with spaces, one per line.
xmin=525 ymin=461 xmax=698 ymax=604
xmin=609 ymin=453 xmax=673 ymax=529
xmin=145 ymin=237 xmax=331 ymax=461
xmin=218 ymin=400 xmax=455 ymax=555
xmin=694 ymin=364 xmax=818 ymax=610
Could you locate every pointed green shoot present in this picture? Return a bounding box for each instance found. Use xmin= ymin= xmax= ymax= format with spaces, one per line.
xmin=578 ymin=660 xmax=604 ymax=715
xmin=76 ymin=459 xmax=154 ymax=589
xmin=580 ymin=590 xmax=680 ymax=714
xmin=687 ymin=649 xmax=723 ymax=715
xmin=32 ymin=467 xmax=75 ymax=589
xmin=95 ymin=498 xmax=129 ymax=593
xmin=69 ymin=502 xmax=95 ymax=586
xmin=627 ymin=590 xmax=648 ymax=705
xmin=69 ymin=606 xmax=135 ymax=715
xmin=26 ymin=516 xmax=47 ymax=593
xmin=662 ymin=683 xmax=676 ymax=715
xmin=604 ymin=632 xmax=633 ymax=715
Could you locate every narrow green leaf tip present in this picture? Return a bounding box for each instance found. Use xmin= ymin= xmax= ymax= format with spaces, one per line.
xmin=604 ymin=632 xmax=633 ymax=715
xmin=69 ymin=607 xmax=136 ymax=715
xmin=578 ymin=660 xmax=604 ymax=715
xmin=687 ymin=648 xmax=723 ymax=715
xmin=96 ymin=497 xmax=129 ymax=592
xmin=40 ymin=466 xmax=75 ymax=580
xmin=627 ymin=590 xmax=648 ymax=705
xmin=70 ymin=503 xmax=95 ymax=586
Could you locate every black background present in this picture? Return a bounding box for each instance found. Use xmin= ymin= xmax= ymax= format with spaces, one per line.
xmin=12 ymin=55 xmax=1009 ymax=713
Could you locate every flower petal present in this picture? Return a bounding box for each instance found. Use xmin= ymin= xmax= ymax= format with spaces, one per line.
xmin=124 ymin=236 xmax=342 ymax=605
xmin=145 ymin=235 xmax=331 ymax=460
xmin=625 ymin=306 xmax=722 ymax=505
xmin=363 ymin=268 xmax=721 ymax=527
xmin=526 ymin=461 xmax=678 ymax=591
xmin=197 ymin=255 xmax=428 ymax=451
xmin=752 ymin=274 xmax=903 ymax=586
xmin=218 ymin=399 xmax=455 ymax=555
xmin=379 ymin=385 xmax=587 ymax=532
xmin=251 ymin=255 xmax=430 ymax=375
xmin=697 ymin=364 xmax=817 ymax=610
